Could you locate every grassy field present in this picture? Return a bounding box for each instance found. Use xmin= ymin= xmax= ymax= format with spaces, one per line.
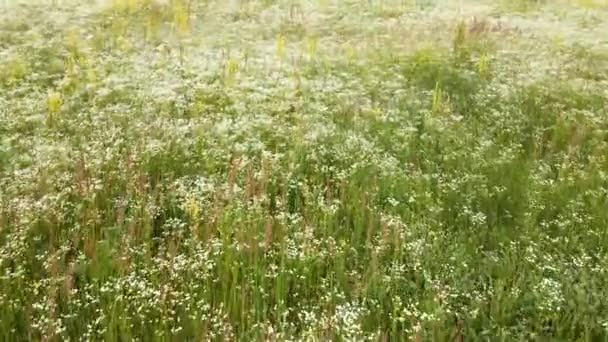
xmin=1 ymin=0 xmax=608 ymax=340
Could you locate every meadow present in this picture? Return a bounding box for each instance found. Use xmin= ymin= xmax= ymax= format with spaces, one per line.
xmin=1 ymin=0 xmax=608 ymax=340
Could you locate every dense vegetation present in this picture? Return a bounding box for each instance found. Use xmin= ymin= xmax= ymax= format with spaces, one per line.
xmin=1 ymin=0 xmax=608 ymax=340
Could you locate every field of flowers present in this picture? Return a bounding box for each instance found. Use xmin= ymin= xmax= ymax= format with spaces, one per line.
xmin=1 ymin=0 xmax=608 ymax=340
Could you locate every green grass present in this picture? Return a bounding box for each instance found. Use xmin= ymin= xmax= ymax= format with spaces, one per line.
xmin=1 ymin=0 xmax=608 ymax=340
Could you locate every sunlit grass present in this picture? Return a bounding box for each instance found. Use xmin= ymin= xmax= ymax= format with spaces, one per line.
xmin=1 ymin=0 xmax=608 ymax=340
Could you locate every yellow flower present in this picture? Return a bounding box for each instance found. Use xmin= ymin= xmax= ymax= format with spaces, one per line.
xmin=173 ymin=2 xmax=190 ymax=37
xmin=276 ymin=34 xmax=286 ymax=59
xmin=306 ymin=35 xmax=318 ymax=57
xmin=47 ymin=90 xmax=62 ymax=114
xmin=184 ymin=195 xmax=200 ymax=221
xmin=477 ymin=53 xmax=490 ymax=79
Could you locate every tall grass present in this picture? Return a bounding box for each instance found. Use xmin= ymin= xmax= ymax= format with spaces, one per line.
xmin=1 ymin=0 xmax=608 ymax=340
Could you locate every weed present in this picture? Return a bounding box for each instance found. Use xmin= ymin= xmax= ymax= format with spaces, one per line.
xmin=1 ymin=0 xmax=608 ymax=340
